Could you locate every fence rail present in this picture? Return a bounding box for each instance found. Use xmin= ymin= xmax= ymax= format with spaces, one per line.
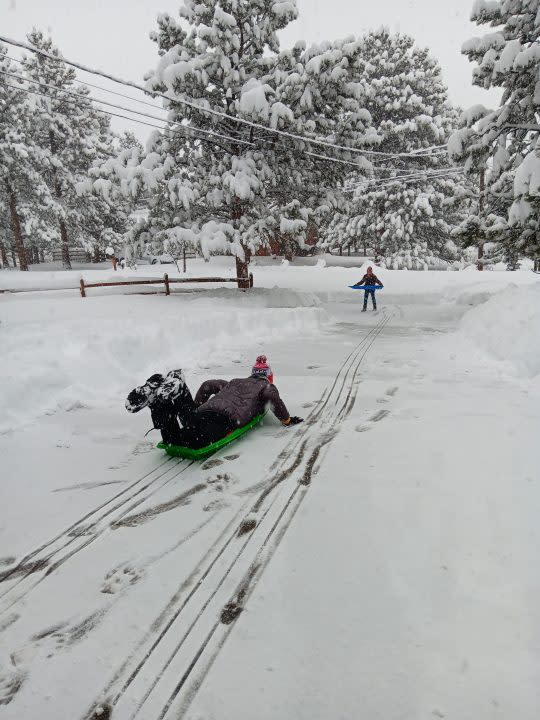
xmin=1 ymin=273 xmax=253 ymax=296
xmin=79 ymin=272 xmax=253 ymax=297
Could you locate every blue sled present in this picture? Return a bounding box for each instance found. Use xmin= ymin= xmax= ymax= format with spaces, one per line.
xmin=349 ymin=285 xmax=383 ymax=290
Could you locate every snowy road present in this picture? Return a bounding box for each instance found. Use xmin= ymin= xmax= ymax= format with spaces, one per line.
xmin=1 ymin=279 xmax=539 ymax=719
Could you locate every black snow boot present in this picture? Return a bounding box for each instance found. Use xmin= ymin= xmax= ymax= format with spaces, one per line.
xmin=125 ymin=373 xmax=165 ymax=413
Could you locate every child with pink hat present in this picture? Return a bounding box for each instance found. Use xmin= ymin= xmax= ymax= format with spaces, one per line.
xmin=251 ymin=355 xmax=274 ymax=384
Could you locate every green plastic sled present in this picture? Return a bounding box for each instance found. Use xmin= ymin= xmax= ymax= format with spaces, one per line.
xmin=157 ymin=412 xmax=266 ymax=460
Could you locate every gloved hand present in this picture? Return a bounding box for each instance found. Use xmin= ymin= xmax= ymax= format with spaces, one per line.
xmin=288 ymin=416 xmax=304 ymax=425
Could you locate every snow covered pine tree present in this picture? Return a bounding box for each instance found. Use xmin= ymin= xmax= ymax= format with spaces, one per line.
xmin=450 ymin=0 xmax=540 ymax=266
xmin=21 ymin=31 xmax=123 ymax=269
xmin=102 ymin=0 xmax=375 ymax=286
xmin=324 ymin=30 xmax=460 ymax=269
xmin=0 ymin=45 xmax=55 ymax=271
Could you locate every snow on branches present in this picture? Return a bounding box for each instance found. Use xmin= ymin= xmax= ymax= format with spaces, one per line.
xmin=451 ymin=0 xmax=540 ymax=260
xmin=92 ymin=0 xmax=376 ymax=279
xmin=323 ymin=29 xmax=460 ymax=267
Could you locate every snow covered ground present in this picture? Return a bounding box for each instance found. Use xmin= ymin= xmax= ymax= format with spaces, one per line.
xmin=0 ymin=259 xmax=539 ymax=719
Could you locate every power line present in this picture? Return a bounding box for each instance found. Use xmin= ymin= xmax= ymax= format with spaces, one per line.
xmin=3 ymin=75 xmax=378 ymax=174
xmin=1 ymin=53 xmax=452 ymax=180
xmin=0 ymin=68 xmax=256 ymax=148
xmin=2 ymin=72 xmax=450 ymax=178
xmin=2 ymin=71 xmax=382 ymax=173
xmin=353 ymin=168 xmax=463 ymax=191
xmin=2 ymin=79 xmax=253 ymax=154
xmin=5 ymin=52 xmax=166 ymax=113
xmin=344 ymin=167 xmax=464 ymax=193
xmin=0 ymin=34 xmax=451 ymax=161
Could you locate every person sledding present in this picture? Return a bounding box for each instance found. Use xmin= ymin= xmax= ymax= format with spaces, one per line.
xmin=354 ymin=266 xmax=383 ymax=311
xmin=125 ymin=355 xmax=303 ymax=449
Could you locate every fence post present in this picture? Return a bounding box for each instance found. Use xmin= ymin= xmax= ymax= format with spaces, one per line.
xmin=164 ymin=273 xmax=170 ymax=296
xmin=249 ymin=272 xmax=254 ymax=289
xmin=79 ymin=278 xmax=86 ymax=298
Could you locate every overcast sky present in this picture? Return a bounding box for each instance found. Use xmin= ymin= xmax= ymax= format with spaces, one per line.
xmin=2 ymin=0 xmax=500 ymax=142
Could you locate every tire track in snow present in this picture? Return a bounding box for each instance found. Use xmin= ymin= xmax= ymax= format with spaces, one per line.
xmin=152 ymin=314 xmax=391 ymax=720
xmin=82 ymin=313 xmax=391 ymax=720
xmin=0 ymin=458 xmax=195 ymax=614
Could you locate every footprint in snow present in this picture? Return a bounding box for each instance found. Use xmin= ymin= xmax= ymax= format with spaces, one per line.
xmin=369 ymin=409 xmax=390 ymax=422
xmin=202 ymin=458 xmax=224 ymax=469
xmin=101 ymin=563 xmax=142 ymax=594
xmin=0 ymin=668 xmax=27 ymax=706
xmin=207 ymin=473 xmax=236 ymax=492
xmin=203 ymin=498 xmax=229 ymax=512
xmin=355 ymin=425 xmax=371 ymax=433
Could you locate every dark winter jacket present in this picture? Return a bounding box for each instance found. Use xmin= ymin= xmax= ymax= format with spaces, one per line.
xmin=357 ymin=273 xmax=383 ymax=287
xmin=194 ymin=376 xmax=290 ymax=427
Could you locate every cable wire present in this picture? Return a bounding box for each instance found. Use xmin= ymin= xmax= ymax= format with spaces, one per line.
xmin=0 ymin=34 xmax=451 ymax=161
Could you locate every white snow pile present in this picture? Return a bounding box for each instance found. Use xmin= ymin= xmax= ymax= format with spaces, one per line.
xmin=459 ymin=282 xmax=540 ymax=380
xmin=0 ymin=294 xmax=326 ymax=434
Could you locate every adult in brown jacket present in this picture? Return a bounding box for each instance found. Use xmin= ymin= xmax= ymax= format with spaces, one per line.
xmin=126 ymin=368 xmax=303 ymax=448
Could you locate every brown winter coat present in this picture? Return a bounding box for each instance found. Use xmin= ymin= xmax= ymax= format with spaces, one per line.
xmin=194 ymin=377 xmax=290 ymax=427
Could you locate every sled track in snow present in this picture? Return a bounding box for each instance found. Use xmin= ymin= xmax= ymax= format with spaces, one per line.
xmin=83 ymin=312 xmax=391 ymax=720
xmin=0 ymin=457 xmax=195 ymax=614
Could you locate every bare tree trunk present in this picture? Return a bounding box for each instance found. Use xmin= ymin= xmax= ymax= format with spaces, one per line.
xmin=235 ymin=253 xmax=251 ymax=289
xmin=49 ymin=131 xmax=72 ymax=270
xmin=31 ymin=243 xmax=40 ymax=264
xmin=231 ymin=202 xmax=250 ymax=289
xmin=39 ymin=248 xmax=45 ymax=263
xmin=59 ymin=218 xmax=72 ymax=270
xmin=7 ymin=184 xmax=28 ymax=271
xmin=284 ymin=237 xmax=293 ymax=262
xmin=478 ymin=169 xmax=485 ymax=271
xmin=10 ymin=244 xmax=17 ymax=267
xmin=0 ymin=241 xmax=8 ymax=267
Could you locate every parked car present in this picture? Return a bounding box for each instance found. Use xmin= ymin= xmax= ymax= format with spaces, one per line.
xmin=137 ymin=253 xmax=176 ymax=265
xmin=150 ymin=253 xmax=175 ymax=265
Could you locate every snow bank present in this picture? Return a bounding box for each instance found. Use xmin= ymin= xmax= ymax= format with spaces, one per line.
xmin=2 ymin=256 xmax=538 ymax=298
xmin=0 ymin=293 xmax=326 ymax=434
xmin=459 ymin=282 xmax=540 ymax=380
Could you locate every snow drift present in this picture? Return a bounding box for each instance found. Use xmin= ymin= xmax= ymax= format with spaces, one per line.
xmin=0 ymin=292 xmax=326 ymax=434
xmin=459 ymin=282 xmax=540 ymax=380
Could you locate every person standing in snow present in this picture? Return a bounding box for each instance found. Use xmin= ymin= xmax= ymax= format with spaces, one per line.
xmin=125 ymin=357 xmax=303 ymax=448
xmin=355 ymin=266 xmax=383 ymax=311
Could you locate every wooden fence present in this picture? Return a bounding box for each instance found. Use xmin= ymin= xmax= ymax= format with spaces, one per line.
xmin=79 ymin=272 xmax=254 ymax=297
